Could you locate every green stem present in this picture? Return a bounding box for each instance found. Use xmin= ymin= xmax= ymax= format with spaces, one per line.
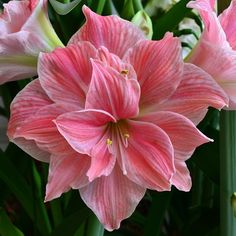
xmin=132 ymin=0 xmax=143 ymax=11
xmin=220 ymin=111 xmax=236 ymax=236
xmin=85 ymin=213 xmax=104 ymax=236
xmin=96 ymin=0 xmax=106 ymax=14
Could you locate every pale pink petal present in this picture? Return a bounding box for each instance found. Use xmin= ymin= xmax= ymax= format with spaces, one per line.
xmin=55 ymin=109 xmax=116 ymax=180
xmin=97 ymin=47 xmax=137 ymax=80
xmin=187 ymin=40 xmax=236 ymax=110
xmin=80 ymin=164 xmax=146 ymax=231
xmin=22 ymin=0 xmax=64 ymax=52
xmin=124 ymin=33 xmax=183 ymax=110
xmin=7 ymin=79 xmax=53 ymax=162
xmin=171 ymin=161 xmax=192 ymax=191
xmin=156 ymin=63 xmax=228 ymax=124
xmin=85 ymin=60 xmax=140 ymax=120
xmin=55 ymin=109 xmax=116 ymax=154
xmin=0 ymin=0 xmax=63 ymax=84
xmin=187 ymin=0 xmax=228 ymax=46
xmin=139 ymin=111 xmax=211 ymax=161
xmin=219 ymin=0 xmax=236 ymax=50
xmin=0 ymin=1 xmax=31 ymax=34
xmin=45 ymin=153 xmax=90 ymax=201
xmin=69 ymin=5 xmax=145 ymax=57
xmin=12 ymin=104 xmax=73 ymax=155
xmin=117 ymin=120 xmax=174 ymax=191
xmin=10 ymin=138 xmax=50 ymax=162
xmin=38 ymin=42 xmax=97 ymax=109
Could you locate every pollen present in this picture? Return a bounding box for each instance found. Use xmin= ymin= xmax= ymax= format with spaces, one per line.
xmin=106 ymin=138 xmax=112 ymax=146
xmin=121 ymin=69 xmax=129 ymax=75
xmin=124 ymin=133 xmax=130 ymax=139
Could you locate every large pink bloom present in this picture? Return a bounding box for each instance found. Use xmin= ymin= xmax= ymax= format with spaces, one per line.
xmin=187 ymin=0 xmax=236 ymax=109
xmin=7 ymin=6 xmax=227 ymax=230
xmin=0 ymin=0 xmax=64 ymax=84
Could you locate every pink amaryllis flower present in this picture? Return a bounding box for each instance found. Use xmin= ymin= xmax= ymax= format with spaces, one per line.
xmin=187 ymin=0 xmax=236 ymax=109
xmin=0 ymin=0 xmax=64 ymax=85
xmin=7 ymin=6 xmax=227 ymax=230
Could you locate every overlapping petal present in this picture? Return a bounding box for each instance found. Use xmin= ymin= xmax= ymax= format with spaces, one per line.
xmin=219 ymin=0 xmax=236 ymax=50
xmin=171 ymin=161 xmax=192 ymax=191
xmin=124 ymin=33 xmax=183 ymax=111
xmin=69 ymin=5 xmax=145 ymax=57
xmin=187 ymin=0 xmax=236 ymax=110
xmin=156 ymin=64 xmax=228 ymax=124
xmin=55 ymin=109 xmax=116 ymax=181
xmin=0 ymin=0 xmax=63 ymax=84
xmin=85 ymin=60 xmax=140 ymax=120
xmin=80 ymin=164 xmax=146 ymax=231
xmin=45 ymin=153 xmax=90 ymax=201
xmin=139 ymin=111 xmax=211 ymax=160
xmin=118 ymin=120 xmax=174 ymax=191
xmin=39 ymin=42 xmax=97 ymax=109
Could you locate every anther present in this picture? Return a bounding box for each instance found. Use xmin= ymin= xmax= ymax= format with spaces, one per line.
xmin=106 ymin=138 xmax=112 ymax=145
xmin=121 ymin=69 xmax=129 ymax=75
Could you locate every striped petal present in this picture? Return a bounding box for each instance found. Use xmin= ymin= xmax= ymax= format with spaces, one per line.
xmin=38 ymin=42 xmax=97 ymax=110
xmin=80 ymin=164 xmax=146 ymax=231
xmin=69 ymin=5 xmax=145 ymax=57
xmin=124 ymin=33 xmax=183 ymax=111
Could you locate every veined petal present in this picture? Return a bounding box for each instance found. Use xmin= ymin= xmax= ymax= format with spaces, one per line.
xmin=171 ymin=161 xmax=192 ymax=191
xmin=187 ymin=40 xmax=236 ymax=110
xmin=0 ymin=0 xmax=31 ymax=34
xmin=187 ymin=0 xmax=228 ymax=47
xmin=7 ymin=79 xmax=52 ymax=162
xmin=80 ymin=164 xmax=146 ymax=231
xmin=22 ymin=0 xmax=64 ymax=51
xmin=139 ymin=111 xmax=211 ymax=161
xmin=97 ymin=47 xmax=137 ymax=80
xmin=156 ymin=63 xmax=228 ymax=124
xmin=12 ymin=104 xmax=73 ymax=155
xmin=85 ymin=60 xmax=140 ymax=120
xmin=38 ymin=42 xmax=97 ymax=109
xmin=219 ymin=0 xmax=236 ymax=50
xmin=55 ymin=109 xmax=116 ymax=154
xmin=45 ymin=153 xmax=90 ymax=201
xmin=69 ymin=5 xmax=145 ymax=57
xmin=118 ymin=120 xmax=174 ymax=191
xmin=124 ymin=32 xmax=183 ymax=110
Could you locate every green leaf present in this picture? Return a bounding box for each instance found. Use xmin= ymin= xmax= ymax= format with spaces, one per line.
xmin=0 ymin=150 xmax=33 ymax=218
xmin=153 ymin=0 xmax=191 ymax=39
xmin=49 ymin=0 xmax=82 ymax=15
xmin=143 ymin=191 xmax=172 ymax=236
xmin=0 ymin=208 xmax=24 ymax=236
xmin=51 ymin=208 xmax=90 ymax=236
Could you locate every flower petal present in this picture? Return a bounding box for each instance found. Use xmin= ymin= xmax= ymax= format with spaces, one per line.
xmin=139 ymin=111 xmax=211 ymax=161
xmin=7 ymin=79 xmax=52 ymax=162
xmin=69 ymin=5 xmax=145 ymax=57
xmin=219 ymin=0 xmax=236 ymax=50
xmin=124 ymin=32 xmax=183 ymax=110
xmin=55 ymin=109 xmax=116 ymax=180
xmin=97 ymin=47 xmax=137 ymax=80
xmin=55 ymin=109 xmax=116 ymax=154
xmin=80 ymin=164 xmax=146 ymax=231
xmin=38 ymin=42 xmax=97 ymax=109
xmin=45 ymin=153 xmax=90 ymax=201
xmin=22 ymin=0 xmax=64 ymax=51
xmin=187 ymin=0 xmax=228 ymax=46
xmin=85 ymin=60 xmax=140 ymax=120
xmin=118 ymin=120 xmax=174 ymax=191
xmin=171 ymin=161 xmax=192 ymax=191
xmin=156 ymin=63 xmax=228 ymax=124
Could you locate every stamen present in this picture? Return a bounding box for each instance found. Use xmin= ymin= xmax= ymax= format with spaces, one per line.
xmin=121 ymin=69 xmax=129 ymax=75
xmin=123 ymin=133 xmax=130 ymax=148
xmin=106 ymin=138 xmax=112 ymax=145
xmin=106 ymin=138 xmax=113 ymax=154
